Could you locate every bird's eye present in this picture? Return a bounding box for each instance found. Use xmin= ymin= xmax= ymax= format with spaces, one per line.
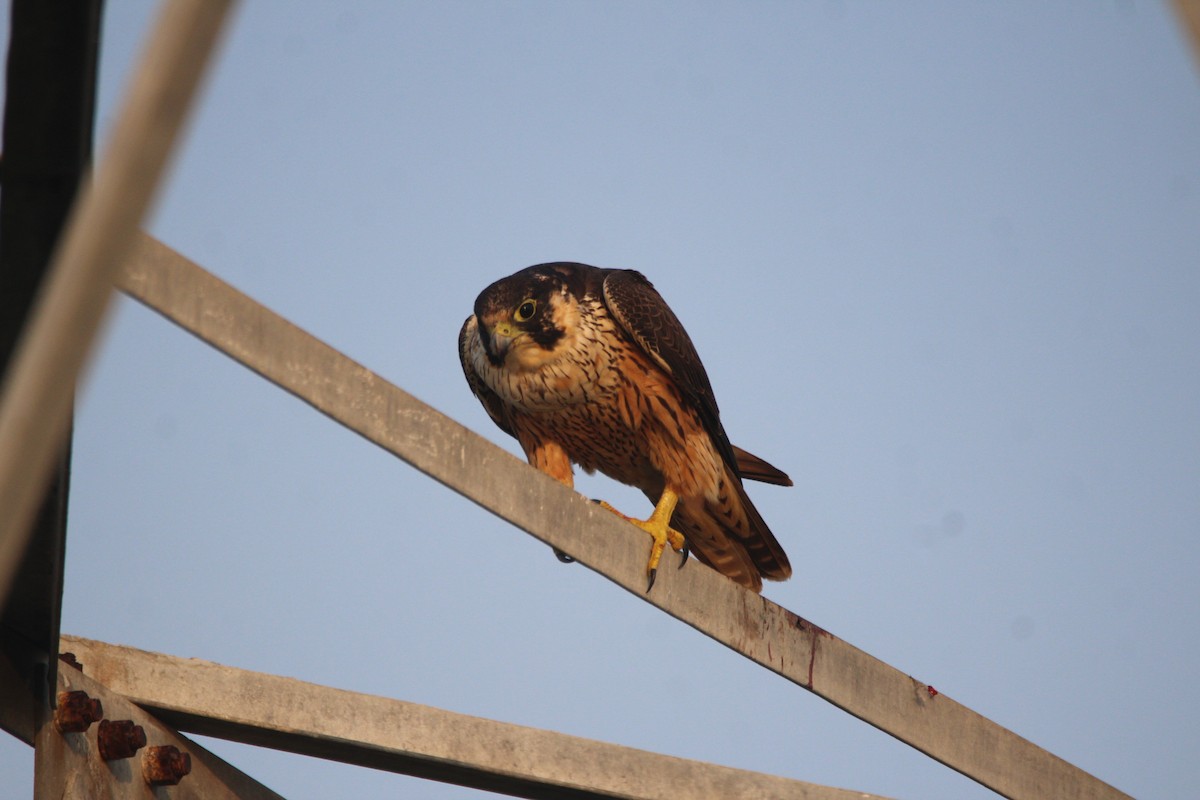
xmin=514 ymin=299 xmax=537 ymax=322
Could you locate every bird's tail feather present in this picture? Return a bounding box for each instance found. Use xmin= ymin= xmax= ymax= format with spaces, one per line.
xmin=675 ymin=512 xmax=763 ymax=592
xmin=731 ymin=476 xmax=792 ymax=581
xmin=670 ymin=466 xmax=792 ymax=592
xmin=732 ymin=445 xmax=793 ymax=487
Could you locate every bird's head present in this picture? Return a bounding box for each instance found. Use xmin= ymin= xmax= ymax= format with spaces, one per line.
xmin=470 ymin=264 xmax=589 ymax=371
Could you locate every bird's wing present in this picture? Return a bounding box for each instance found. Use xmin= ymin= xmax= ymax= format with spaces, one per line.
xmin=602 ymin=271 xmax=792 ymax=487
xmin=600 ymin=270 xmax=740 ymax=472
xmin=458 ymin=315 xmax=516 ymax=438
xmin=604 ymin=271 xmax=793 ymax=584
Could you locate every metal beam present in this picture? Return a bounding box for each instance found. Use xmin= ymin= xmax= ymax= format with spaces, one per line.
xmin=35 ymin=652 xmax=286 ymax=799
xmin=61 ymin=636 xmax=889 ymax=800
xmin=0 ymin=0 xmax=103 ymax=725
xmin=0 ymin=631 xmax=38 ymax=743
xmin=116 ymin=234 xmax=1132 ymax=800
xmin=0 ymin=0 xmax=235 ymax=604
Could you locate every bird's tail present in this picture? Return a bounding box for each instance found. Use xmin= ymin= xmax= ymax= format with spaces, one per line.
xmin=732 ymin=445 xmax=793 ymax=486
xmin=731 ymin=476 xmax=792 ymax=582
xmin=671 ymin=466 xmax=792 ymax=593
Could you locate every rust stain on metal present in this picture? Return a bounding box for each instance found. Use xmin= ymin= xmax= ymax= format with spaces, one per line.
xmin=98 ymin=719 xmax=147 ymax=760
xmin=784 ymin=611 xmax=831 ymax=689
xmin=807 ymin=632 xmax=819 ymax=688
xmin=54 ymin=690 xmax=102 ymax=733
xmin=909 ymin=676 xmax=940 ymax=706
xmin=143 ymin=744 xmax=192 ymax=786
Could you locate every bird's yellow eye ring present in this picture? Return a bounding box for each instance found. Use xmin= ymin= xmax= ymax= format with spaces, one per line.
xmin=514 ymin=299 xmax=537 ymax=322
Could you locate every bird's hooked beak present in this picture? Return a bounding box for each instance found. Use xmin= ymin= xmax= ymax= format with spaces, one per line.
xmin=479 ymin=319 xmax=519 ymax=365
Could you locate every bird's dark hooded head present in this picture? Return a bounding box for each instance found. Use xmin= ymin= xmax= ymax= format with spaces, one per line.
xmin=471 ymin=263 xmax=596 ymax=368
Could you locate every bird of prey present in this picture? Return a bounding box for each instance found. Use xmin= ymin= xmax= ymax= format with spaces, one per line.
xmin=459 ymin=263 xmax=791 ymax=593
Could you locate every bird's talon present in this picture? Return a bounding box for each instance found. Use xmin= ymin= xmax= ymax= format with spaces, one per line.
xmin=553 ymin=548 xmax=576 ymax=564
xmin=596 ymin=491 xmax=686 ymax=592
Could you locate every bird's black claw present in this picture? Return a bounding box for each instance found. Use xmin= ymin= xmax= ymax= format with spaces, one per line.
xmin=645 ymin=568 xmax=658 ymax=593
xmin=678 ymin=542 xmax=689 ymax=569
xmin=553 ymin=548 xmax=576 ymax=564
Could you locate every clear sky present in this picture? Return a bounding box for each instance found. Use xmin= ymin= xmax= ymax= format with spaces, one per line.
xmin=3 ymin=2 xmax=1198 ymax=798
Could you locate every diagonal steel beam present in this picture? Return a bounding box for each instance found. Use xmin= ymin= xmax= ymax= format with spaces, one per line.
xmin=62 ymin=636 xmax=892 ymax=800
xmin=0 ymin=0 xmax=236 ymax=605
xmin=115 ymin=234 xmax=1133 ymax=800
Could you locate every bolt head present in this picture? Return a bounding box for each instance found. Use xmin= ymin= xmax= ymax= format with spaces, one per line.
xmin=143 ymin=745 xmax=191 ymax=786
xmin=53 ymin=691 xmax=102 ymax=733
xmin=98 ymin=719 xmax=146 ymax=760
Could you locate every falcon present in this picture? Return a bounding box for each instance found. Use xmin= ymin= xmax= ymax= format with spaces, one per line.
xmin=459 ymin=263 xmax=792 ymax=593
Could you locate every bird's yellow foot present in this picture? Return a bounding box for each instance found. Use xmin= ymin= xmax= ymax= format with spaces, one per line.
xmin=596 ymin=489 xmax=688 ymax=592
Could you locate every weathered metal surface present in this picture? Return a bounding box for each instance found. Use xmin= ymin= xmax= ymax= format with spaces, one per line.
xmin=62 ymin=636 xmax=890 ymax=800
xmin=32 ymin=656 xmax=284 ymax=800
xmin=0 ymin=0 xmax=236 ymax=605
xmin=116 ymin=236 xmax=1132 ymax=800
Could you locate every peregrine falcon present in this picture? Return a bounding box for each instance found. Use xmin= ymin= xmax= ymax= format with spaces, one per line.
xmin=459 ymin=263 xmax=792 ymax=593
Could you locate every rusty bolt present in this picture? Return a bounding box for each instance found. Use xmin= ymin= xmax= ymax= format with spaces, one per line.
xmin=54 ymin=690 xmax=103 ymax=733
xmin=143 ymin=745 xmax=191 ymax=786
xmin=58 ymin=652 xmax=83 ymax=672
xmin=97 ymin=719 xmax=147 ymax=760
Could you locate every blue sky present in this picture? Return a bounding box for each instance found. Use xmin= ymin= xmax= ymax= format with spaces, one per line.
xmin=3 ymin=3 xmax=1198 ymax=798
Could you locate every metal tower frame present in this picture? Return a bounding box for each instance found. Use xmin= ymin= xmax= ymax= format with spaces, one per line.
xmin=7 ymin=1 xmax=1185 ymax=796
